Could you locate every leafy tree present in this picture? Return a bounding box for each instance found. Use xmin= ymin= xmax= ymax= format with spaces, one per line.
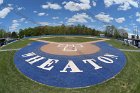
xmin=0 ymin=29 xmax=6 ymax=38
xmin=11 ymin=32 xmax=18 ymax=38
xmin=105 ymin=25 xmax=128 ymax=39
xmin=18 ymin=25 xmax=102 ymax=38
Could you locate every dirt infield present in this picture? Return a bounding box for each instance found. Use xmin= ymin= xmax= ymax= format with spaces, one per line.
xmin=30 ymin=37 xmax=109 ymax=56
xmin=41 ymin=43 xmax=100 ymax=56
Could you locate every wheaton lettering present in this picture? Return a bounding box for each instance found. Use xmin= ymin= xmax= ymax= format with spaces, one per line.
xmin=22 ymin=52 xmax=118 ymax=73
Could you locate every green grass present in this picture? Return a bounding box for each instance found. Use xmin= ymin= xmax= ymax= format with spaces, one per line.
xmin=40 ymin=36 xmax=101 ymax=42
xmin=106 ymin=39 xmax=138 ymax=50
xmin=0 ymin=38 xmax=140 ymax=93
xmin=0 ymin=39 xmax=33 ymax=50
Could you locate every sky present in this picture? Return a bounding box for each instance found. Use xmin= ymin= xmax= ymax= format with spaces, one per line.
xmin=0 ymin=0 xmax=140 ymax=34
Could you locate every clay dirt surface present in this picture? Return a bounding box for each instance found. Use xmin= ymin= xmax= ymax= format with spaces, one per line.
xmin=41 ymin=42 xmax=100 ymax=56
xmin=30 ymin=37 xmax=110 ymax=56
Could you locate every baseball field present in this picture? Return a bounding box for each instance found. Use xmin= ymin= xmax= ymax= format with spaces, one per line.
xmin=0 ymin=36 xmax=140 ymax=93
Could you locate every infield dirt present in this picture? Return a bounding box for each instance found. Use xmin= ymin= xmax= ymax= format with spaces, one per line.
xmin=30 ymin=37 xmax=110 ymax=56
xmin=41 ymin=42 xmax=100 ymax=56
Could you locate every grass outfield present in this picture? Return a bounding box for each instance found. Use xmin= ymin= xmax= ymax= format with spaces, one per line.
xmin=0 ymin=38 xmax=140 ymax=93
xmin=0 ymin=39 xmax=33 ymax=50
xmin=106 ymin=39 xmax=139 ymax=50
xmin=40 ymin=36 xmax=101 ymax=42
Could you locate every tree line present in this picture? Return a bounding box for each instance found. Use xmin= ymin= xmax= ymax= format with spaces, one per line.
xmin=0 ymin=29 xmax=18 ymax=38
xmin=105 ymin=25 xmax=128 ymax=39
xmin=0 ymin=24 xmax=128 ymax=39
xmin=18 ymin=24 xmax=102 ymax=38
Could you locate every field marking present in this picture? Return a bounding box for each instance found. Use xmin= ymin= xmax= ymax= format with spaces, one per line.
xmin=119 ymin=49 xmax=140 ymax=52
xmin=75 ymin=44 xmax=83 ymax=48
xmin=63 ymin=44 xmax=77 ymax=52
xmin=32 ymin=38 xmax=110 ymax=45
xmin=57 ymin=44 xmax=83 ymax=52
xmin=0 ymin=48 xmax=20 ymax=52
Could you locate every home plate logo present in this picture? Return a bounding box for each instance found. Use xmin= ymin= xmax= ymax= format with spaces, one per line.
xmin=14 ymin=41 xmax=126 ymax=88
xmin=57 ymin=44 xmax=83 ymax=51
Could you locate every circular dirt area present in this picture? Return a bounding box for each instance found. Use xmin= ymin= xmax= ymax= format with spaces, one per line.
xmin=41 ymin=42 xmax=100 ymax=56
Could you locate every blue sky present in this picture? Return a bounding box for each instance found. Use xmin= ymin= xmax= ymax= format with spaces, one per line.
xmin=0 ymin=0 xmax=140 ymax=34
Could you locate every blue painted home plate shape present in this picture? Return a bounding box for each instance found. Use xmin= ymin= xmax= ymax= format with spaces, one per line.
xmin=14 ymin=41 xmax=126 ymax=88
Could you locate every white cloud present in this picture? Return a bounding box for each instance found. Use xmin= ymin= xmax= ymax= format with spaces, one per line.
xmin=0 ymin=0 xmax=3 ymax=5
xmin=93 ymin=1 xmax=97 ymax=6
xmin=136 ymin=18 xmax=140 ymax=22
xmin=52 ymin=17 xmax=59 ymax=20
xmin=46 ymin=14 xmax=49 ymax=16
xmin=67 ymin=13 xmax=93 ymax=24
xmin=15 ymin=5 xmax=25 ymax=11
xmin=17 ymin=7 xmax=24 ymax=11
xmin=136 ymin=12 xmax=140 ymax=17
xmin=0 ymin=7 xmax=13 ymax=18
xmin=115 ymin=17 xmax=125 ymax=23
xmin=9 ymin=20 xmax=20 ymax=31
xmin=38 ymin=12 xmax=45 ymax=16
xmin=104 ymin=0 xmax=139 ymax=11
xmin=9 ymin=18 xmax=26 ymax=31
xmin=130 ymin=23 xmax=136 ymax=26
xmin=33 ymin=11 xmax=37 ymax=13
xmin=8 ymin=4 xmax=13 ymax=7
xmin=63 ymin=0 xmax=91 ymax=11
xmin=118 ymin=3 xmax=131 ymax=10
xmin=12 ymin=20 xmax=18 ymax=23
xmin=42 ymin=2 xmax=62 ymax=10
xmin=62 ymin=1 xmax=67 ymax=5
xmin=38 ymin=22 xmax=49 ymax=26
xmin=80 ymin=0 xmax=90 ymax=4
xmin=123 ymin=27 xmax=130 ymax=31
xmin=136 ymin=12 xmax=140 ymax=23
xmin=118 ymin=26 xmax=130 ymax=31
xmin=19 ymin=18 xmax=26 ymax=22
xmin=95 ymin=12 xmax=113 ymax=23
xmin=10 ymin=23 xmax=20 ymax=31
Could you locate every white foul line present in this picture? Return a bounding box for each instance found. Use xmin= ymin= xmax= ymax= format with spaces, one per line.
xmin=0 ymin=49 xmax=20 ymax=52
xmin=119 ymin=49 xmax=140 ymax=52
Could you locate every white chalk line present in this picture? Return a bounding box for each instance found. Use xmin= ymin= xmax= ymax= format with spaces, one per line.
xmin=119 ymin=49 xmax=140 ymax=52
xmin=63 ymin=44 xmax=77 ymax=52
xmin=35 ymin=38 xmax=110 ymax=45
xmin=0 ymin=48 xmax=20 ymax=52
xmin=57 ymin=44 xmax=83 ymax=52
